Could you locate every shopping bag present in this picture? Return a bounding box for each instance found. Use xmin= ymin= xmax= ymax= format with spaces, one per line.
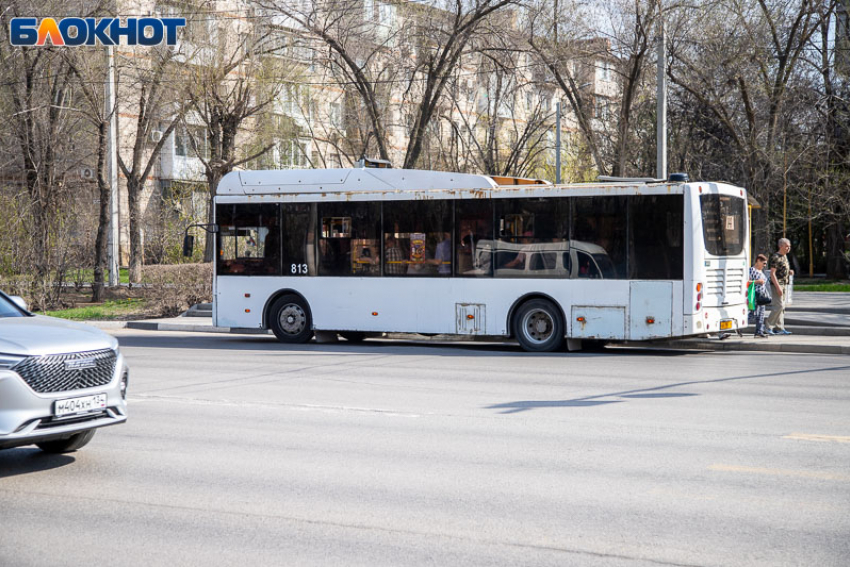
xmin=747 ymin=281 xmax=756 ymax=311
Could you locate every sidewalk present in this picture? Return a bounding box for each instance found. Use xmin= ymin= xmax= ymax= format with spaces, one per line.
xmin=87 ymin=292 xmax=850 ymax=355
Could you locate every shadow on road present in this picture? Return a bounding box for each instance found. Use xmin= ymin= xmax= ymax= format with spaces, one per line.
xmin=487 ymin=365 xmax=850 ymax=414
xmin=114 ymin=332 xmax=698 ymax=358
xmin=0 ymin=449 xmax=75 ymax=478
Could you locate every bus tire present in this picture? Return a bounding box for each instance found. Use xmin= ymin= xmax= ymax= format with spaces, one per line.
xmin=512 ymin=299 xmax=564 ymax=352
xmin=269 ymin=294 xmax=313 ymax=343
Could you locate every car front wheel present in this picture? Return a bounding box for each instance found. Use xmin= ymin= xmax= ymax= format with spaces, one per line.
xmin=36 ymin=430 xmax=96 ymax=454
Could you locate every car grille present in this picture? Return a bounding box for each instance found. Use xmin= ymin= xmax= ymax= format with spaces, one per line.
xmin=13 ymin=349 xmax=117 ymax=394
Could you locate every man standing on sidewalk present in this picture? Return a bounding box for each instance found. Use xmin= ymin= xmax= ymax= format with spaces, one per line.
xmin=767 ymin=238 xmax=794 ymax=335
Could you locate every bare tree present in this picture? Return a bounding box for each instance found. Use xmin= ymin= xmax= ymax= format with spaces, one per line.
xmin=64 ymin=47 xmax=115 ymax=301
xmin=0 ymin=1 xmax=84 ymax=306
xmin=255 ymin=0 xmax=516 ymax=169
xmin=667 ymin=0 xmax=823 ymax=254
xmin=183 ymin=24 xmax=291 ymax=261
xmin=116 ymin=44 xmax=190 ymax=282
xmin=442 ymin=39 xmax=553 ymax=177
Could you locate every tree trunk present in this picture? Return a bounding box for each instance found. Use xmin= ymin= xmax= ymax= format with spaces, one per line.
xmin=826 ymin=218 xmax=848 ymax=279
xmin=752 ymin=202 xmax=771 ymax=260
xmin=127 ymin=178 xmax=143 ymax=283
xmin=203 ymin=170 xmax=222 ymax=263
xmin=92 ymin=121 xmax=110 ymax=302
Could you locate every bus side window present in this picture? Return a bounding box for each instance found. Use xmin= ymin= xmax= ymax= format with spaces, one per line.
xmin=383 ymin=200 xmax=452 ymax=277
xmin=216 ymin=203 xmax=280 ymax=276
xmin=628 ymin=195 xmax=684 ymax=279
xmin=572 ymin=197 xmax=627 ymax=279
xmin=281 ymin=203 xmax=314 ymax=276
xmin=456 ymin=200 xmax=493 ymax=277
xmin=318 ymin=202 xmax=380 ymax=277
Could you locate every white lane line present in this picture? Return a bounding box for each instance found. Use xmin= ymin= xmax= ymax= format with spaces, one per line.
xmin=709 ymin=464 xmax=850 ymax=482
xmin=783 ymin=433 xmax=850 ymax=444
xmin=128 ymin=395 xmax=422 ymax=418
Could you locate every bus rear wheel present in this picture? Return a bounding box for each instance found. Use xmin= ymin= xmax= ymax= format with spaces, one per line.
xmin=269 ymin=294 xmax=313 ymax=343
xmin=513 ymin=299 xmax=564 ymax=352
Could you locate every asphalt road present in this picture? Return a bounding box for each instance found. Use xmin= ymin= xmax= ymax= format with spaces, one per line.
xmin=1 ymin=331 xmax=849 ymax=567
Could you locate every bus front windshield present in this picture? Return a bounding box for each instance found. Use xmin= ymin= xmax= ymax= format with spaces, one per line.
xmin=700 ymin=194 xmax=746 ymax=256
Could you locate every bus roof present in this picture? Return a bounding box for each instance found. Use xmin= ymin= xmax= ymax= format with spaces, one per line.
xmin=217 ymin=167 xmax=736 ymax=198
xmin=217 ymin=168 xmax=550 ymax=196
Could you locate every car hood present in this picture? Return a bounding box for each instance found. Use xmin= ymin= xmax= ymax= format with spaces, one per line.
xmin=0 ymin=316 xmax=118 ymax=356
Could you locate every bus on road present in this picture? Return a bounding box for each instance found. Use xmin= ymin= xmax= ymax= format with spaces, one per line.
xmin=209 ymin=167 xmax=749 ymax=351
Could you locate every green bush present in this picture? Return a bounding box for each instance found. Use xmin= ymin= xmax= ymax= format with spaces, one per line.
xmin=140 ymin=263 xmax=213 ymax=317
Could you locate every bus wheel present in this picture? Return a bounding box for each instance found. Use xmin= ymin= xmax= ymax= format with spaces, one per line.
xmin=269 ymin=295 xmax=313 ymax=343
xmin=513 ymin=299 xmax=564 ymax=352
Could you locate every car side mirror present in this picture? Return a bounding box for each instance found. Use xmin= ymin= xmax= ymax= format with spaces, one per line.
xmin=182 ymin=234 xmax=195 ymax=257
xmin=10 ymin=296 xmax=27 ymax=311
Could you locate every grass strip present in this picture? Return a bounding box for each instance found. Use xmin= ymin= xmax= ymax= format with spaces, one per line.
xmin=40 ymin=298 xmax=147 ymax=320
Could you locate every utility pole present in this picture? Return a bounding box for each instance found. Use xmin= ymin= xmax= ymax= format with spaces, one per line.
xmin=106 ymin=45 xmax=120 ymax=286
xmin=656 ymin=0 xmax=667 ymax=180
xmin=555 ymin=101 xmax=562 ymax=184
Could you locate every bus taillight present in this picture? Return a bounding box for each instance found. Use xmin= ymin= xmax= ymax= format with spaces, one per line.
xmin=695 ymin=283 xmax=703 ymax=311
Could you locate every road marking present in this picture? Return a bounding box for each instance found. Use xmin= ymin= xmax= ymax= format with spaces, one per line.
xmin=128 ymin=394 xmax=423 ymax=418
xmin=783 ymin=433 xmax=850 ymax=444
xmin=709 ymin=464 xmax=850 ymax=482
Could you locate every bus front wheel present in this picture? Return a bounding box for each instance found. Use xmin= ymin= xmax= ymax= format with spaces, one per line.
xmin=269 ymin=294 xmax=313 ymax=343
xmin=513 ymin=299 xmax=564 ymax=352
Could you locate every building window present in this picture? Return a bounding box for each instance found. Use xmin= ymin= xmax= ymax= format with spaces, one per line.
xmin=175 ymin=124 xmax=209 ymax=159
xmin=597 ymin=60 xmax=613 ymax=82
xmin=329 ymin=101 xmax=343 ymax=129
xmin=279 ymin=139 xmax=310 ymax=168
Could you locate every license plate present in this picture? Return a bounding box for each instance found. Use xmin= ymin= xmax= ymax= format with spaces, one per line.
xmin=54 ymin=393 xmax=107 ymax=418
xmin=720 ymin=320 xmax=733 ymax=330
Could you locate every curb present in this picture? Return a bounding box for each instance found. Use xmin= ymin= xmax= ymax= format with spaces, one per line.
xmin=636 ymin=339 xmax=850 ymax=356
xmin=87 ymin=321 xmax=850 ymax=355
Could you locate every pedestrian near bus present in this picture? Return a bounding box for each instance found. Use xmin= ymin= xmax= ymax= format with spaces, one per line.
xmin=767 ymin=238 xmax=794 ymax=335
xmin=749 ymin=254 xmax=769 ymax=338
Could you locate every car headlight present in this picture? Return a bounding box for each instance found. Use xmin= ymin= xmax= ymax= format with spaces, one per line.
xmin=120 ymin=369 xmax=129 ymax=399
xmin=0 ymin=353 xmax=25 ymax=369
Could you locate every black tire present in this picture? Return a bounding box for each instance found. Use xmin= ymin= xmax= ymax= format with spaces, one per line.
xmin=339 ymin=332 xmax=366 ymax=343
xmin=36 ymin=430 xmax=96 ymax=454
xmin=269 ymin=294 xmax=313 ymax=343
xmin=512 ymin=299 xmax=565 ymax=352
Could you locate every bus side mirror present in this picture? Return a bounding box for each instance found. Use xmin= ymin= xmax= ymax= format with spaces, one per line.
xmin=182 ymin=234 xmax=195 ymax=257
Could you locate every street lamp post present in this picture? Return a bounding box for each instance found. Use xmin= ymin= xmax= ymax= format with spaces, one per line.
xmin=656 ymin=1 xmax=667 ymax=180
xmin=106 ymin=45 xmax=120 ymax=286
xmin=555 ymin=102 xmax=561 ymax=184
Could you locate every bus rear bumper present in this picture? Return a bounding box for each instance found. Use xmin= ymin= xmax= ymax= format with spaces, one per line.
xmin=685 ymin=305 xmax=749 ymax=335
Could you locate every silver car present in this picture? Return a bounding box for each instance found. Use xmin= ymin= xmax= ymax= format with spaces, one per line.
xmin=0 ymin=291 xmax=128 ymax=453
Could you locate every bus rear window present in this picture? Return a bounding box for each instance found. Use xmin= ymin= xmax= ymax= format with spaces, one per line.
xmin=700 ymin=194 xmax=745 ymax=256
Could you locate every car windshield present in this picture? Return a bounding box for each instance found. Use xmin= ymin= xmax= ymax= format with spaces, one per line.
xmin=0 ymin=294 xmax=26 ymax=318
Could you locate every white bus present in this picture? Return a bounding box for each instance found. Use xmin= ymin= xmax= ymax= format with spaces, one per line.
xmin=210 ymin=167 xmax=749 ymax=351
